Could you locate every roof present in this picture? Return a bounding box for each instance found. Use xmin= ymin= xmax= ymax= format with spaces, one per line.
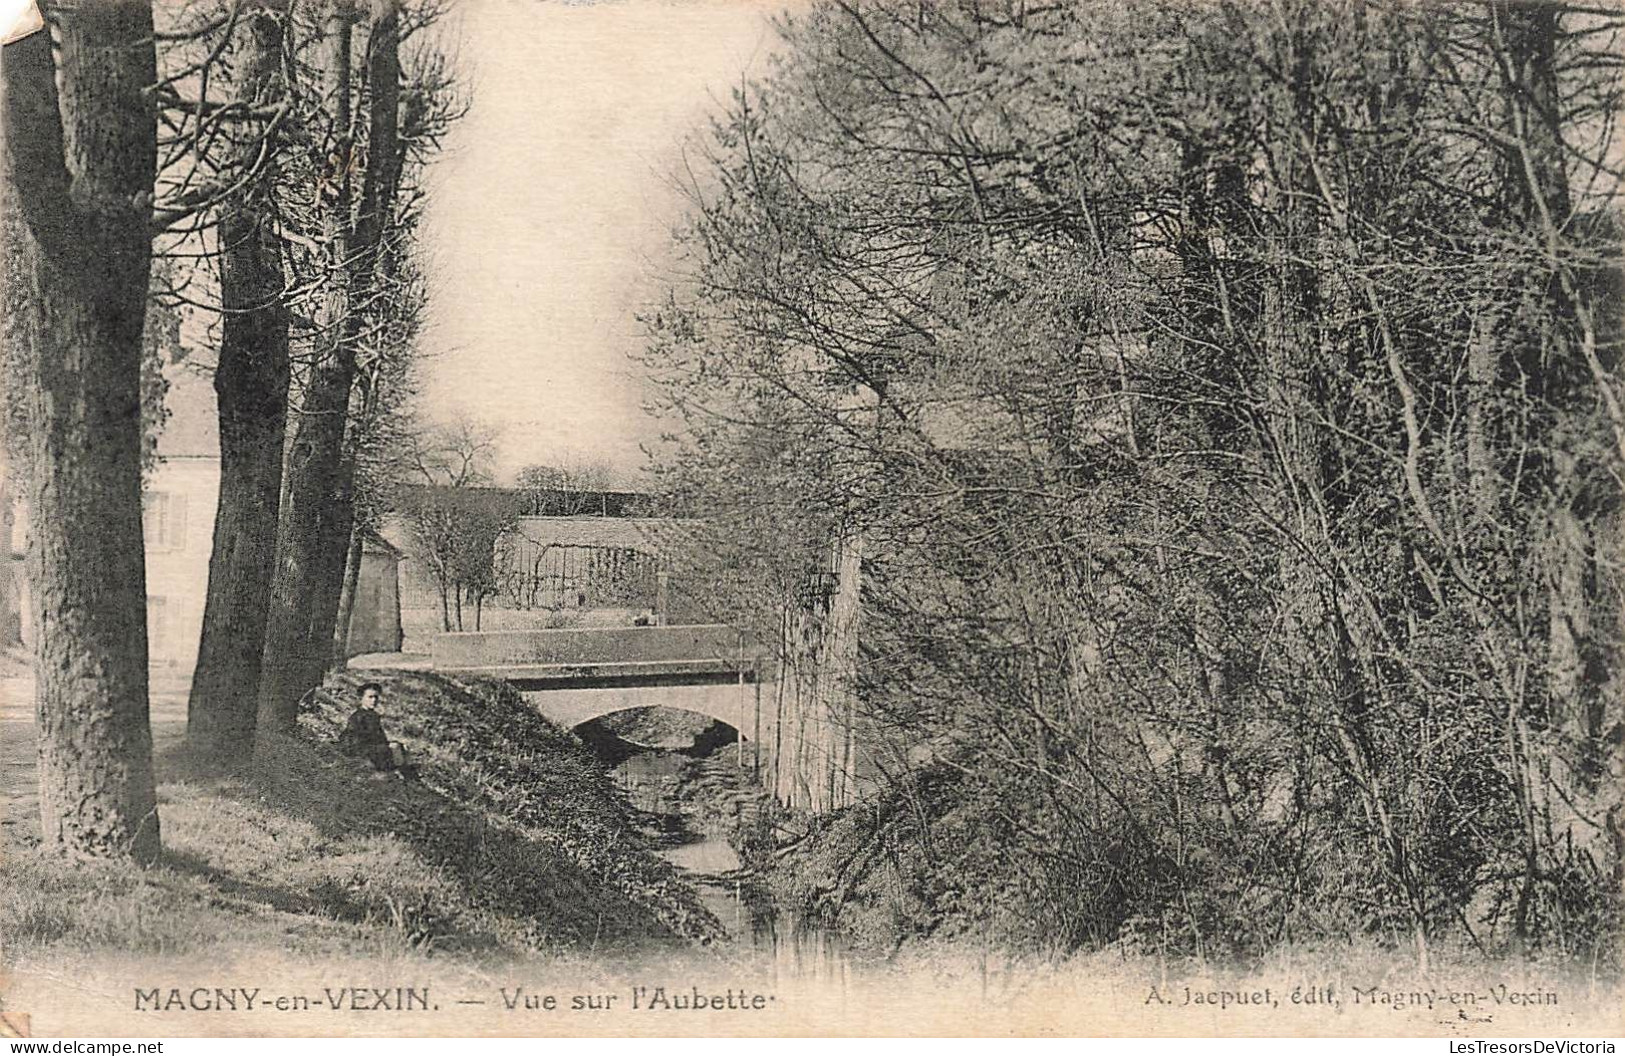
xmin=361 ymin=529 xmax=404 ymax=557
xmin=507 ymin=516 xmax=701 ymax=553
xmin=376 ymin=512 xmax=702 ymax=559
xmin=391 ymin=484 xmax=529 ymax=520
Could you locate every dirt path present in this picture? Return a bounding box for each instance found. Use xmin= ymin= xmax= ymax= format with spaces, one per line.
xmin=1 ymin=715 xmax=188 ymax=837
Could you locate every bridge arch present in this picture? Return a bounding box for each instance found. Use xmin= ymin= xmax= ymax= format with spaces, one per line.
xmin=520 ymin=682 xmax=762 ymax=733
xmin=573 ymin=705 xmax=746 ymax=765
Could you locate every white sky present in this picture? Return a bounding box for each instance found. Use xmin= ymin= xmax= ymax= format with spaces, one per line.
xmin=416 ymin=0 xmax=792 ymax=485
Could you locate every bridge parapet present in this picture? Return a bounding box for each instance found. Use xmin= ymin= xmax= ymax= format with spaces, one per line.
xmin=431 ymin=623 xmax=773 ymax=685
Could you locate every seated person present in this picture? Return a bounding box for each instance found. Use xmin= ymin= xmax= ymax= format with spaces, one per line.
xmin=338 ymin=682 xmax=419 ymax=781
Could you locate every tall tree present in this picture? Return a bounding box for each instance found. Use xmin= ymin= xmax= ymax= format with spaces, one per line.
xmin=258 ymin=0 xmax=403 ymax=734
xmin=400 ymin=413 xmax=505 ymax=631
xmin=187 ymin=0 xmax=293 ymax=759
xmin=2 ymin=1 xmax=162 ymax=861
xmin=307 ymin=0 xmax=403 ymax=682
xmin=331 ymin=292 xmax=424 ymax=662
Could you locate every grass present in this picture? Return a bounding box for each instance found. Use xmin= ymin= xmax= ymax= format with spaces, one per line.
xmin=1 ymin=669 xmax=1618 ymax=1038
xmin=0 ymin=669 xmax=721 ymax=969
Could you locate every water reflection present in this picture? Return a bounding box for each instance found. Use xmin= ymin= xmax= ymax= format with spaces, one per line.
xmin=660 ymin=832 xmax=748 ymax=939
xmin=614 ymin=750 xmax=686 ymax=813
xmin=753 ymin=901 xmax=854 ymax=989
xmin=599 ymin=723 xmax=852 ymax=979
xmin=657 ymin=824 xmax=852 ymax=985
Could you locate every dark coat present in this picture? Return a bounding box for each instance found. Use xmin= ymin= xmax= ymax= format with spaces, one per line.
xmin=338 ymin=707 xmax=394 ymax=771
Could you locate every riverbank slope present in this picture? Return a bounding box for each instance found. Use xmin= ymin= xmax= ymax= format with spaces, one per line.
xmin=1 ymin=670 xmax=720 ymax=970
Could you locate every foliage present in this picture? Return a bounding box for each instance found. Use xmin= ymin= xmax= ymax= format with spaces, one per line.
xmin=516 ymin=456 xmax=617 ymax=516
xmin=398 ymin=415 xmax=520 ymax=631
xmin=645 ymin=0 xmax=1625 ymax=965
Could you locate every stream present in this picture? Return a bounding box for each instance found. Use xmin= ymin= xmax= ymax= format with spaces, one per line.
xmin=610 ymin=744 xmax=853 ymax=982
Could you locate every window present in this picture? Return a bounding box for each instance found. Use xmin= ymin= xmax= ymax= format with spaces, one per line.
xmin=143 ymin=491 xmax=187 ymax=553
xmin=146 ymin=595 xmax=170 ymax=656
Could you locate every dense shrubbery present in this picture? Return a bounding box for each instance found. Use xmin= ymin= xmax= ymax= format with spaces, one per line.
xmin=647 ymin=0 xmax=1624 ymax=965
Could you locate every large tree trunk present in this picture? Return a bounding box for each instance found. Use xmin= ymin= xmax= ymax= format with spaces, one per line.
xmin=0 ymin=454 xmax=18 ymax=647
xmin=188 ymin=1 xmax=290 ymax=759
xmin=308 ymin=0 xmax=400 ymax=671
xmin=332 ymin=520 xmax=365 ymax=662
xmin=1503 ymin=3 xmax=1592 ymax=737
xmin=257 ymin=0 xmax=401 ymax=733
xmin=1499 ymin=5 xmax=1617 ymax=873
xmin=259 ymin=364 xmax=352 ymax=729
xmin=1 ymin=4 xmax=161 ymax=862
xmin=310 ymin=451 xmax=355 ymax=663
xmin=257 ymin=4 xmax=353 ymax=733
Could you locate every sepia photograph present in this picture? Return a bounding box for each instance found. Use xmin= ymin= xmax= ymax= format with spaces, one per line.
xmin=0 ymin=0 xmax=1621 ymax=1040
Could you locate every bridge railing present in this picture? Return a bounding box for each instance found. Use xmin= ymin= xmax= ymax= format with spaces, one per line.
xmin=430 ymin=623 xmax=773 ymax=683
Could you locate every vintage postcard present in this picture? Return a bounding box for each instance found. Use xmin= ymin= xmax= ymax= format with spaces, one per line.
xmin=1 ymin=0 xmax=1622 ymax=1040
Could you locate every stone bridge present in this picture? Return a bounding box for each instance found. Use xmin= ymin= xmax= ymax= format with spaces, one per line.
xmin=429 ymin=622 xmax=868 ymax=808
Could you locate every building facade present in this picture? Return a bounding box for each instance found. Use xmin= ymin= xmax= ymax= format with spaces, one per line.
xmin=4 ymin=366 xmax=402 ymax=676
xmin=141 ymin=454 xmax=222 ymax=671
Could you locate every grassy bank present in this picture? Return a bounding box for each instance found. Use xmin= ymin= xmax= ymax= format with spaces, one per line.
xmin=1 ymin=670 xmax=721 ymax=967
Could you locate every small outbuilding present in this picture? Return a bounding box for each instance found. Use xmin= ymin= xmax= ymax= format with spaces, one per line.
xmin=345 ymin=530 xmax=405 ymax=657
